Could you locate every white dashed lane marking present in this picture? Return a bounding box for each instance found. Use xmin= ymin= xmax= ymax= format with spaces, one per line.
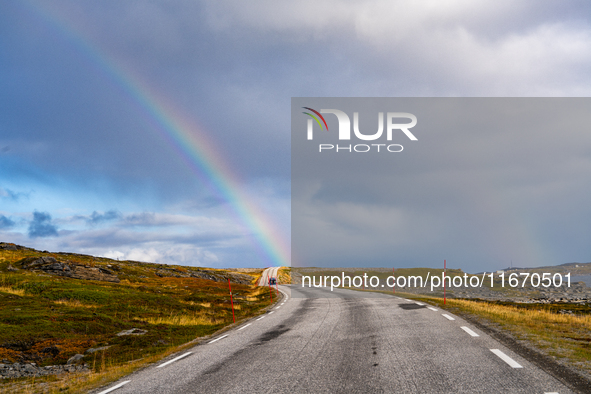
xmin=208 ymin=334 xmax=229 ymax=344
xmin=256 ymin=316 xmax=266 ymax=321
xmin=415 ymin=302 xmax=425 ymax=306
xmin=490 ymin=349 xmax=523 ymax=368
xmin=460 ymin=326 xmax=479 ymax=337
xmin=442 ymin=314 xmax=455 ymax=321
xmin=157 ymin=352 xmax=192 ymax=368
xmin=97 ymin=381 xmax=131 ymax=394
xmin=238 ymin=323 xmax=251 ymax=331
xmin=427 ymin=307 xmax=438 ymax=311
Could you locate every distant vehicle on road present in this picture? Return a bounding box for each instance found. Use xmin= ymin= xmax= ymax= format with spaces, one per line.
xmin=269 ymin=277 xmax=277 ymax=286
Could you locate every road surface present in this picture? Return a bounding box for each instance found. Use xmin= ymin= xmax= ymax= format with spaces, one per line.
xmin=257 ymin=266 xmax=279 ymax=286
xmin=94 ymin=285 xmax=579 ymax=394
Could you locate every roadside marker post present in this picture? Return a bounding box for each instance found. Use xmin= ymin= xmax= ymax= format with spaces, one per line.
xmin=228 ymin=278 xmax=235 ymax=323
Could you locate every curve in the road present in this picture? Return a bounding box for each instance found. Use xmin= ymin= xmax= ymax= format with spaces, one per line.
xmin=258 ymin=266 xmax=280 ymax=287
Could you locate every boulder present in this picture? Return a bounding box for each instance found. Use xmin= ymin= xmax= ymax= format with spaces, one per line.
xmin=66 ymin=354 xmax=84 ymax=365
xmin=116 ymin=328 xmax=147 ymax=336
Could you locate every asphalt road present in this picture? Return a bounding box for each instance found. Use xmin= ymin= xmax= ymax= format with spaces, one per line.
xmin=257 ymin=266 xmax=279 ymax=286
xmin=95 ymin=284 xmax=577 ymax=394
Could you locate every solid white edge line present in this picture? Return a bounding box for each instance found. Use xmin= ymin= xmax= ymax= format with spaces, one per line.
xmin=490 ymin=349 xmax=523 ymax=368
xmin=238 ymin=323 xmax=251 ymax=331
xmin=427 ymin=307 xmax=438 ymax=311
xmin=97 ymin=380 xmax=131 ymax=394
xmin=156 ymin=352 xmax=192 ymax=368
xmin=460 ymin=326 xmax=479 ymax=337
xmin=256 ymin=316 xmax=266 ymax=320
xmin=442 ymin=314 xmax=455 ymax=321
xmin=208 ymin=334 xmax=229 ymax=344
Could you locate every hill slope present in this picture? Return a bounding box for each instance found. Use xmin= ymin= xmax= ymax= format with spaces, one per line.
xmin=0 ymin=242 xmax=276 ymax=393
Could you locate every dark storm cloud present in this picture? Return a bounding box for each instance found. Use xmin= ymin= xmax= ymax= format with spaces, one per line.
xmin=85 ymin=210 xmax=122 ymax=225
xmin=0 ymin=0 xmax=292 ymax=204
xmin=63 ymin=227 xmax=240 ymax=250
xmin=3 ymin=0 xmax=590 ymax=203
xmin=28 ymin=211 xmax=58 ymax=238
xmin=0 ymin=215 xmax=15 ymax=229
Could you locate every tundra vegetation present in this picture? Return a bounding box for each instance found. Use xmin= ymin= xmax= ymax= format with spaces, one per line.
xmin=0 ymin=243 xmax=279 ymax=393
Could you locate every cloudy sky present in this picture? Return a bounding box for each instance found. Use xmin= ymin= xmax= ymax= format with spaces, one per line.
xmin=1 ymin=1 xmax=591 ymax=269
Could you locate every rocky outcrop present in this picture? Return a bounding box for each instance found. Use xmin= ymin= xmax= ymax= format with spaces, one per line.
xmin=66 ymin=354 xmax=85 ymax=365
xmin=16 ymin=257 xmax=120 ymax=283
xmin=154 ymin=266 xmax=253 ymax=285
xmin=0 ymin=362 xmax=88 ymax=379
xmin=0 ymin=243 xmax=33 ymax=251
xmin=116 ymin=328 xmax=147 ymax=336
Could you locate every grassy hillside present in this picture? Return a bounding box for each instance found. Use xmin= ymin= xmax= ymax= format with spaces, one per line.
xmin=0 ymin=243 xmax=277 ymax=393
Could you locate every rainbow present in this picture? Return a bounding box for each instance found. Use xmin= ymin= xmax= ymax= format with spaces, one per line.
xmin=22 ymin=1 xmax=290 ymax=267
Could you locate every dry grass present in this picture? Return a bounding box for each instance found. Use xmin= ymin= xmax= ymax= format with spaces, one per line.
xmin=0 ymin=285 xmax=25 ymax=297
xmin=136 ymin=313 xmax=225 ymax=326
xmin=52 ymin=299 xmax=97 ymax=308
xmin=247 ymin=287 xmax=271 ymax=298
xmin=178 ymin=300 xmax=211 ymax=308
xmin=277 ymin=267 xmax=292 ymax=284
xmin=446 ymin=298 xmax=591 ymax=331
